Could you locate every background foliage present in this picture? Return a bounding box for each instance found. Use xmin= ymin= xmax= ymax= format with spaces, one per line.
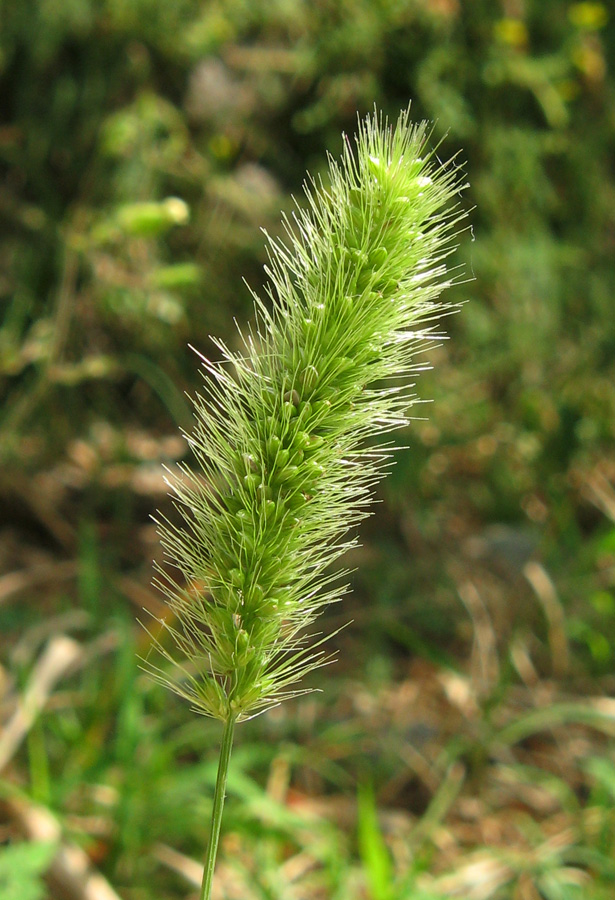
xmin=1 ymin=1 xmax=614 ymax=898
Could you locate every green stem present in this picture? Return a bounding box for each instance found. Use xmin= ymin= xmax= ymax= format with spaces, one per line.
xmin=199 ymin=715 xmax=236 ymax=900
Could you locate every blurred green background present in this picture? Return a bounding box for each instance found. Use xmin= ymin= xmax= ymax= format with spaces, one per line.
xmin=1 ymin=1 xmax=614 ymax=898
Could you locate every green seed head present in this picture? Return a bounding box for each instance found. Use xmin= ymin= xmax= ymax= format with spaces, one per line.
xmin=146 ymin=108 xmax=466 ymax=722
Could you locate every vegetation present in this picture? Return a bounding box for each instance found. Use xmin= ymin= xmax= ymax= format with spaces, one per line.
xmin=153 ymin=109 xmax=464 ymax=899
xmin=1 ymin=2 xmax=614 ymax=899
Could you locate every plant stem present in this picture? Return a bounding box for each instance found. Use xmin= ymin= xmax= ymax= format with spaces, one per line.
xmin=199 ymin=714 xmax=236 ymax=900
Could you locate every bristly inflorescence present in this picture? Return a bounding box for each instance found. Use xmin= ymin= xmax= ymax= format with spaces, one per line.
xmin=147 ymin=108 xmax=466 ymax=722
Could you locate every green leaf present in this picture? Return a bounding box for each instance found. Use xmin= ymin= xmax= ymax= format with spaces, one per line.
xmin=116 ymin=198 xmax=189 ymax=237
xmin=357 ymin=782 xmax=393 ymax=900
xmin=0 ymin=842 xmax=57 ymax=900
xmin=583 ymin=756 xmax=615 ymax=802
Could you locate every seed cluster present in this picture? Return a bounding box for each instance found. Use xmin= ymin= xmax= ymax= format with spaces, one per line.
xmin=149 ymin=110 xmax=465 ymax=721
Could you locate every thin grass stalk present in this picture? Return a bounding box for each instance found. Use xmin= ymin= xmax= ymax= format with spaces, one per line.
xmin=199 ymin=715 xmax=236 ymax=900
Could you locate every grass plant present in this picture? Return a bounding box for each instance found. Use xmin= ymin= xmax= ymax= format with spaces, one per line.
xmin=148 ymin=108 xmax=465 ymax=898
xmin=2 ymin=5 xmax=615 ymax=899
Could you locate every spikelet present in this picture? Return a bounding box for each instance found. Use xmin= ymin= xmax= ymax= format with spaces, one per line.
xmin=147 ymin=108 xmax=466 ymax=722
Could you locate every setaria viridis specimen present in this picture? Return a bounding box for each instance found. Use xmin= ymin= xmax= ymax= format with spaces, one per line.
xmin=146 ymin=107 xmax=466 ymax=900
